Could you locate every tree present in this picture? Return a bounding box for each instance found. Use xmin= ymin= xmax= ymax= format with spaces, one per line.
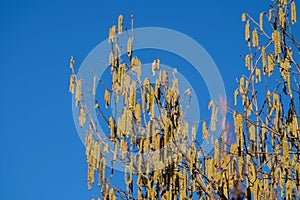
xmin=69 ymin=1 xmax=299 ymax=199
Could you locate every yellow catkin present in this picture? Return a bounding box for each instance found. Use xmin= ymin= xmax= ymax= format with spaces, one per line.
xmin=245 ymin=54 xmax=251 ymax=70
xmin=214 ymin=140 xmax=219 ymax=164
xmin=192 ymin=125 xmax=196 ymax=141
xmin=234 ymin=89 xmax=239 ymax=106
xmin=157 ymin=58 xmax=160 ymax=70
xmin=267 ymin=90 xmax=271 ymax=102
xmin=292 ymin=1 xmax=297 ymax=25
xmin=242 ymin=12 xmax=246 ymax=22
xmin=127 ymin=38 xmax=132 ymax=57
xmin=280 ymin=59 xmax=291 ymax=82
xmin=69 ymin=74 xmax=75 ymax=94
xmin=267 ymin=53 xmax=275 ymax=77
xmin=172 ymin=78 xmax=179 ymax=99
xmin=259 ymin=12 xmax=264 ymax=31
xmin=286 ymin=179 xmax=294 ymax=199
xmin=252 ymin=29 xmax=259 ymax=47
xmin=249 ymin=124 xmax=255 ymax=141
xmin=109 ymin=26 xmax=116 ymax=43
xmin=70 ymin=56 xmax=75 ymax=69
xmin=234 ymin=113 xmax=243 ymax=140
xmin=104 ymin=89 xmax=110 ymax=108
xmin=118 ymin=15 xmax=123 ymax=34
xmin=246 ymin=101 xmax=252 ymax=117
xmin=79 ymin=106 xmax=86 ymax=128
xmin=255 ymin=68 xmax=261 ymax=83
xmin=245 ymin=20 xmax=250 ymax=42
xmin=261 ymin=46 xmax=267 ymax=74
xmin=129 ymin=81 xmax=136 ymax=109
xmin=202 ymin=121 xmax=208 ymax=140
xmin=272 ymin=30 xmax=281 ymax=58
xmin=109 ymin=52 xmax=117 ymax=69
xmin=280 ymin=0 xmax=287 ymax=6
xmin=239 ymin=76 xmax=244 ymax=94
xmin=75 ymin=79 xmax=82 ymax=106
xmin=152 ymin=59 xmax=157 ymax=76
xmin=109 ymin=188 xmax=115 ymax=200
xmin=279 ymin=8 xmax=285 ymax=29
xmin=135 ymin=103 xmax=141 ymax=124
xmin=109 ymin=117 xmax=114 ymax=139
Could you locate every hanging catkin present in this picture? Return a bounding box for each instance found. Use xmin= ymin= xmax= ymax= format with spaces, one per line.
xmin=259 ymin=12 xmax=264 ymax=31
xmin=245 ymin=54 xmax=251 ymax=70
xmin=245 ymin=20 xmax=250 ymax=46
xmin=69 ymin=74 xmax=75 ymax=94
xmin=135 ymin=103 xmax=141 ymax=124
xmin=242 ymin=13 xmax=246 ymax=22
xmin=152 ymin=59 xmax=157 ymax=76
xmin=192 ymin=125 xmax=196 ymax=141
xmin=70 ymin=56 xmax=75 ymax=70
xmin=172 ymin=78 xmax=179 ymax=99
xmin=109 ymin=117 xmax=115 ymax=139
xmin=127 ymin=38 xmax=132 ymax=57
xmin=109 ymin=26 xmax=116 ymax=43
xmin=292 ymin=1 xmax=297 ymax=25
xmin=252 ymin=29 xmax=259 ymax=47
xmin=79 ymin=106 xmax=86 ymax=128
xmin=234 ymin=89 xmax=239 ymax=106
xmin=255 ymin=68 xmax=261 ymax=83
xmin=104 ymin=89 xmax=110 ymax=108
xmin=202 ymin=121 xmax=208 ymax=140
xmin=129 ymin=81 xmax=136 ymax=110
xmin=279 ymin=8 xmax=285 ymax=29
xmin=261 ymin=46 xmax=267 ymax=74
xmin=267 ymin=53 xmax=275 ymax=76
xmin=118 ymin=15 xmax=123 ymax=34
xmin=272 ymin=30 xmax=281 ymax=58
xmin=75 ymin=79 xmax=82 ymax=107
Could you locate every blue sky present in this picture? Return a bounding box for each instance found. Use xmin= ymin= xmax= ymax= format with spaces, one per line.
xmin=0 ymin=0 xmax=296 ymax=199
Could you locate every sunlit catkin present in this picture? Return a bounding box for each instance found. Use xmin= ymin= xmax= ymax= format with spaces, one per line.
xmin=272 ymin=30 xmax=281 ymax=58
xmin=261 ymin=46 xmax=266 ymax=74
xmin=245 ymin=54 xmax=251 ymax=70
xmin=75 ymin=79 xmax=82 ymax=107
xmin=118 ymin=15 xmax=123 ymax=34
xmin=104 ymin=89 xmax=110 ymax=108
xmin=255 ymin=68 xmax=261 ymax=83
xmin=129 ymin=81 xmax=136 ymax=110
xmin=202 ymin=121 xmax=208 ymax=140
xmin=152 ymin=59 xmax=156 ymax=76
xmin=252 ymin=29 xmax=259 ymax=47
xmin=267 ymin=53 xmax=275 ymax=76
xmin=234 ymin=89 xmax=239 ymax=106
xmin=259 ymin=12 xmax=264 ymax=31
xmin=109 ymin=26 xmax=116 ymax=43
xmin=69 ymin=74 xmax=75 ymax=94
xmin=135 ymin=103 xmax=141 ymax=124
xmin=245 ymin=20 xmax=250 ymax=43
xmin=292 ymin=1 xmax=297 ymax=25
xmin=127 ymin=38 xmax=132 ymax=57
xmin=79 ymin=106 xmax=86 ymax=128
xmin=242 ymin=12 xmax=246 ymax=22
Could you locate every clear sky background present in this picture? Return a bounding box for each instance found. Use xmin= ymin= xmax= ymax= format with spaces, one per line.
xmin=0 ymin=0 xmax=298 ymax=200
